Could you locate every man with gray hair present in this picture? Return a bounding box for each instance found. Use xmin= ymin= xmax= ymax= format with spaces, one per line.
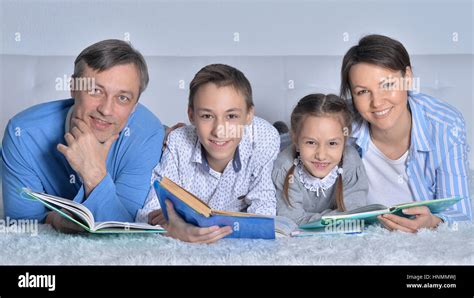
xmin=1 ymin=39 xmax=165 ymax=232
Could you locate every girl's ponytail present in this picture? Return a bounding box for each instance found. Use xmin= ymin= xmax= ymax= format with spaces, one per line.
xmin=282 ymin=164 xmax=296 ymax=207
xmin=335 ymin=174 xmax=346 ymax=211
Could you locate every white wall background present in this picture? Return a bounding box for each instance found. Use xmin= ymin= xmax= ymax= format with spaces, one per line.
xmin=1 ymin=0 xmax=473 ymax=166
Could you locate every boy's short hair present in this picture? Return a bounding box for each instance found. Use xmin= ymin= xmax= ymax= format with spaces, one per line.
xmin=188 ymin=64 xmax=253 ymax=110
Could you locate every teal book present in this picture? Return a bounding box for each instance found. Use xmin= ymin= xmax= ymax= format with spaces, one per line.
xmin=154 ymin=177 xmax=275 ymax=239
xmin=299 ymin=197 xmax=464 ymax=229
xmin=21 ymin=188 xmax=166 ymax=234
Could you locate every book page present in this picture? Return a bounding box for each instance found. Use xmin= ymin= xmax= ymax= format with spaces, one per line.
xmin=339 ymin=204 xmax=389 ymax=215
xmin=160 ymin=177 xmax=212 ymax=217
xmin=391 ymin=197 xmax=462 ymax=213
xmin=24 ymin=190 xmax=95 ymax=228
xmin=320 ymin=204 xmax=391 ymax=223
xmin=211 ymin=209 xmax=266 ymax=217
xmin=94 ymin=221 xmax=165 ymax=231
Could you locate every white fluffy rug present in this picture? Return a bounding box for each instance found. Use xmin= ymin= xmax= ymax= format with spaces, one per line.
xmin=0 ymin=221 xmax=472 ymax=265
xmin=1 ymin=169 xmax=473 ymax=265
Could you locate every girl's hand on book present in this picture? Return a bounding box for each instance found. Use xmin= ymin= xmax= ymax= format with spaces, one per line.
xmin=163 ymin=200 xmax=233 ymax=244
xmin=377 ymin=206 xmax=443 ymax=233
xmin=45 ymin=210 xmax=85 ymax=234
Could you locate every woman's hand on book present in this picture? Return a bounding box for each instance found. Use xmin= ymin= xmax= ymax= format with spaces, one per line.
xmin=377 ymin=206 xmax=443 ymax=233
xmin=161 ymin=200 xmax=233 ymax=244
xmin=45 ymin=210 xmax=85 ymax=234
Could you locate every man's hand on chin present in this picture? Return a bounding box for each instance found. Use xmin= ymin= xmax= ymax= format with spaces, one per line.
xmin=57 ymin=117 xmax=118 ymax=197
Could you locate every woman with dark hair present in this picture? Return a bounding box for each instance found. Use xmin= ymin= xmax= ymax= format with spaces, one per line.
xmin=340 ymin=34 xmax=471 ymax=232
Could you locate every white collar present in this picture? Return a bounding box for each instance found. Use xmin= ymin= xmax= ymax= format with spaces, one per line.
xmin=294 ymin=157 xmax=343 ymax=197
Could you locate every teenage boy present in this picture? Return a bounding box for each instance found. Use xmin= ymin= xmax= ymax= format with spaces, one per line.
xmin=137 ymin=64 xmax=280 ymax=243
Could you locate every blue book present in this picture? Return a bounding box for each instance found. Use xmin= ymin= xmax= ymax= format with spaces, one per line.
xmin=153 ymin=177 xmax=275 ymax=239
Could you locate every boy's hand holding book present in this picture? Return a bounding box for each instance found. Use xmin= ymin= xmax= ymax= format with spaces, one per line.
xmin=151 ymin=200 xmax=233 ymax=244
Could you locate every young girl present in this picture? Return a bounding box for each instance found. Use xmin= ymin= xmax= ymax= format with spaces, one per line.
xmin=272 ymin=94 xmax=368 ymax=225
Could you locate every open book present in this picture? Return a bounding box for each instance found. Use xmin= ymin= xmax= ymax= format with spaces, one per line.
xmin=21 ymin=188 xmax=165 ymax=234
xmin=299 ymin=197 xmax=463 ymax=229
xmin=154 ymin=177 xmax=275 ymax=239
